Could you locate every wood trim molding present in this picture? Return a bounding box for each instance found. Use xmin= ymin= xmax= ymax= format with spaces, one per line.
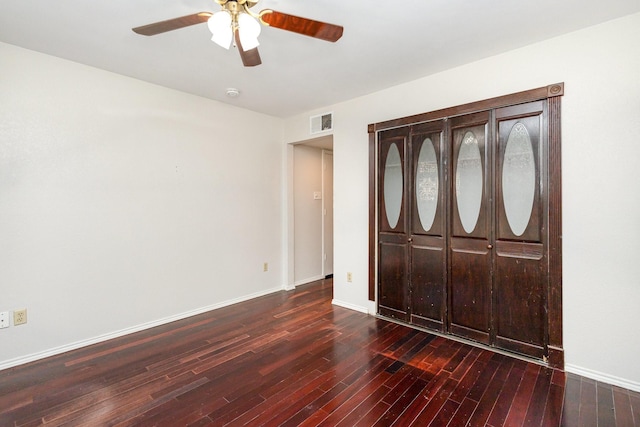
xmin=547 ymin=94 xmax=564 ymax=368
xmin=369 ymin=83 xmax=564 ymax=133
xmin=368 ymin=130 xmax=376 ymax=301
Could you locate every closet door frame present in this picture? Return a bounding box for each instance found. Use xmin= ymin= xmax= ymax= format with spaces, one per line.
xmin=368 ymin=83 xmax=564 ymax=368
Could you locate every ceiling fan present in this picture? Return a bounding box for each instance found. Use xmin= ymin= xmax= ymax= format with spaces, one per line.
xmin=132 ymin=0 xmax=344 ymax=67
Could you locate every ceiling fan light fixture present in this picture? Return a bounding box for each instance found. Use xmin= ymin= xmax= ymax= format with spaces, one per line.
xmin=237 ymin=13 xmax=261 ymax=50
xmin=208 ymin=10 xmax=233 ymax=49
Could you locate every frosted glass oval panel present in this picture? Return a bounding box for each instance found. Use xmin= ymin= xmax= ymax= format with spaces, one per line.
xmin=502 ymin=122 xmax=536 ymax=236
xmin=383 ymin=143 xmax=403 ymax=229
xmin=456 ymin=131 xmax=483 ymax=234
xmin=415 ymin=138 xmax=438 ymax=231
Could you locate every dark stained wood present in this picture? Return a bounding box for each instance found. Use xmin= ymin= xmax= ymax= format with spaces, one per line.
xmin=369 ymin=126 xmax=376 ymax=301
xmin=448 ymin=112 xmax=492 ymax=345
xmin=260 ymin=10 xmax=344 ymax=42
xmin=369 ymin=83 xmax=565 ymax=133
xmin=1 ymin=279 xmax=638 ymax=426
xmin=378 ymin=128 xmax=410 ymax=321
xmin=547 ymin=94 xmax=564 ymax=368
xmin=493 ymin=102 xmax=546 ymax=360
xmin=132 ymin=12 xmax=212 ymax=36
xmin=409 ymin=121 xmax=447 ymax=332
xmin=370 ymin=85 xmax=565 ymax=368
xmin=449 ymin=238 xmax=492 ymax=343
xmin=409 ymin=241 xmax=445 ymax=330
xmin=235 ymin=30 xmax=262 ymax=67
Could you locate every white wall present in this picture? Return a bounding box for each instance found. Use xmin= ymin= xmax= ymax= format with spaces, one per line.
xmin=0 ymin=42 xmax=284 ymax=368
xmin=283 ymin=13 xmax=640 ymax=391
xmin=293 ymin=145 xmax=323 ymax=284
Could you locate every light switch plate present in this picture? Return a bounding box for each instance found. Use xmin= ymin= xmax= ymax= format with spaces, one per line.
xmin=0 ymin=311 xmax=9 ymax=329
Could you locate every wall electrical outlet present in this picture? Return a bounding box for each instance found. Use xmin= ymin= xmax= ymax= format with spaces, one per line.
xmin=0 ymin=312 xmax=9 ymax=329
xmin=14 ymin=309 xmax=27 ymax=326
xmin=263 ymin=262 xmax=269 ymax=272
xmin=347 ymin=272 xmax=353 ymax=283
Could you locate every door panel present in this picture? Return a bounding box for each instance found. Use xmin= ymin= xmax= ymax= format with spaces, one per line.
xmin=493 ymin=102 xmax=547 ymax=358
xmin=410 ymin=237 xmax=445 ymax=329
xmin=449 ymin=112 xmax=492 ymax=343
xmin=450 ymin=237 xmax=491 ymax=343
xmin=379 ymin=236 xmax=409 ymax=320
xmin=378 ymin=128 xmax=409 ymax=320
xmin=409 ymin=122 xmax=446 ymax=330
xmin=494 ymin=249 xmax=545 ymax=357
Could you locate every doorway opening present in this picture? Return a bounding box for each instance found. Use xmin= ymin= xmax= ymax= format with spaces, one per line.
xmin=288 ymin=135 xmax=334 ymax=289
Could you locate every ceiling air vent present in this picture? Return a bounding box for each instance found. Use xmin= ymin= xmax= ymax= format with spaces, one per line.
xmin=310 ymin=112 xmax=333 ymax=134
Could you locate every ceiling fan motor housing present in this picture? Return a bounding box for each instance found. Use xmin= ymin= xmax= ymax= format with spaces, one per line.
xmin=216 ymin=0 xmax=260 ymax=8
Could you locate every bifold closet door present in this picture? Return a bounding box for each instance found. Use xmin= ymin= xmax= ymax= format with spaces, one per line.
xmin=372 ymin=85 xmax=563 ymax=365
xmin=409 ymin=122 xmax=446 ymax=330
xmin=378 ymin=128 xmax=409 ymax=321
xmin=449 ymin=111 xmax=492 ymax=344
xmin=493 ymin=101 xmax=547 ymax=359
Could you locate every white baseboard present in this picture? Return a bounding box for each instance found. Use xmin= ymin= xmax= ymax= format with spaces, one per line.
xmin=565 ymin=364 xmax=640 ymax=393
xmin=331 ymin=299 xmax=370 ymax=314
xmin=293 ymin=275 xmax=325 ymax=288
xmin=0 ymin=285 xmax=284 ymax=372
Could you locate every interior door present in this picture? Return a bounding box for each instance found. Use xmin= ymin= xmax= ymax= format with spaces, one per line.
xmin=322 ymin=150 xmax=334 ymax=277
xmin=448 ymin=112 xmax=492 ymax=344
xmin=409 ymin=121 xmax=446 ymax=331
xmin=493 ymin=101 xmax=547 ymax=358
xmin=378 ymin=127 xmax=409 ymax=321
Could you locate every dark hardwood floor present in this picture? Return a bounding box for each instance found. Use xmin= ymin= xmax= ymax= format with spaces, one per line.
xmin=1 ymin=279 xmax=639 ymax=426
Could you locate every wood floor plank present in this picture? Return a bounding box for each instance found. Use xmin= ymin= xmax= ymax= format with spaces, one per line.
xmin=224 ymin=366 xmax=328 ymax=426
xmin=524 ymin=366 xmax=554 ymax=426
xmin=579 ymin=378 xmax=598 ymax=427
xmin=503 ymin=361 xmax=541 ymax=425
xmin=333 ymin=375 xmax=394 ymax=427
xmin=280 ymin=380 xmax=349 ymax=427
xmin=1 ymin=279 xmax=637 ymax=427
xmin=409 ymin=377 xmax=458 ymax=425
xmin=540 ymin=382 xmax=565 ymax=427
xmin=467 ymin=355 xmax=515 ymax=425
xmin=612 ymin=386 xmax=635 ymax=427
xmin=629 ymin=390 xmax=640 ymax=426
xmin=374 ymin=377 xmax=427 ymax=426
xmin=596 ymin=381 xmax=617 ymax=426
xmin=448 ymin=348 xmax=494 ymax=404
xmin=486 ymin=359 xmax=527 ymax=426
xmin=448 ymin=397 xmax=479 ymax=426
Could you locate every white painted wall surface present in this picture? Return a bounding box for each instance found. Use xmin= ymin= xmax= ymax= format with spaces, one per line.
xmin=0 ymin=42 xmax=284 ymax=367
xmin=293 ymin=145 xmax=323 ymax=284
xmin=283 ymin=13 xmax=640 ymax=390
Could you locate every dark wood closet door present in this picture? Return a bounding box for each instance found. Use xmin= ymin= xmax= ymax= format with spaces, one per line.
xmin=371 ymin=84 xmax=564 ymax=367
xmin=378 ymin=128 xmax=409 ymax=321
xmin=493 ymin=101 xmax=547 ymax=359
xmin=449 ymin=112 xmax=492 ymax=344
xmin=409 ymin=121 xmax=446 ymax=331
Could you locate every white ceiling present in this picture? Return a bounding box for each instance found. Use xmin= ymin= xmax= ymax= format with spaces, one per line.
xmin=1 ymin=0 xmax=639 ymax=118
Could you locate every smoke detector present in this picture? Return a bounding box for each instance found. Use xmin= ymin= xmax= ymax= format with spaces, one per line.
xmin=226 ymin=88 xmax=240 ymax=98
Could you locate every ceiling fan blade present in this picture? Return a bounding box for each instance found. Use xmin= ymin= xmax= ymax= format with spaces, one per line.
xmin=260 ymin=11 xmax=343 ymax=42
xmin=235 ymin=30 xmax=262 ymax=67
xmin=132 ymin=12 xmax=212 ymax=36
